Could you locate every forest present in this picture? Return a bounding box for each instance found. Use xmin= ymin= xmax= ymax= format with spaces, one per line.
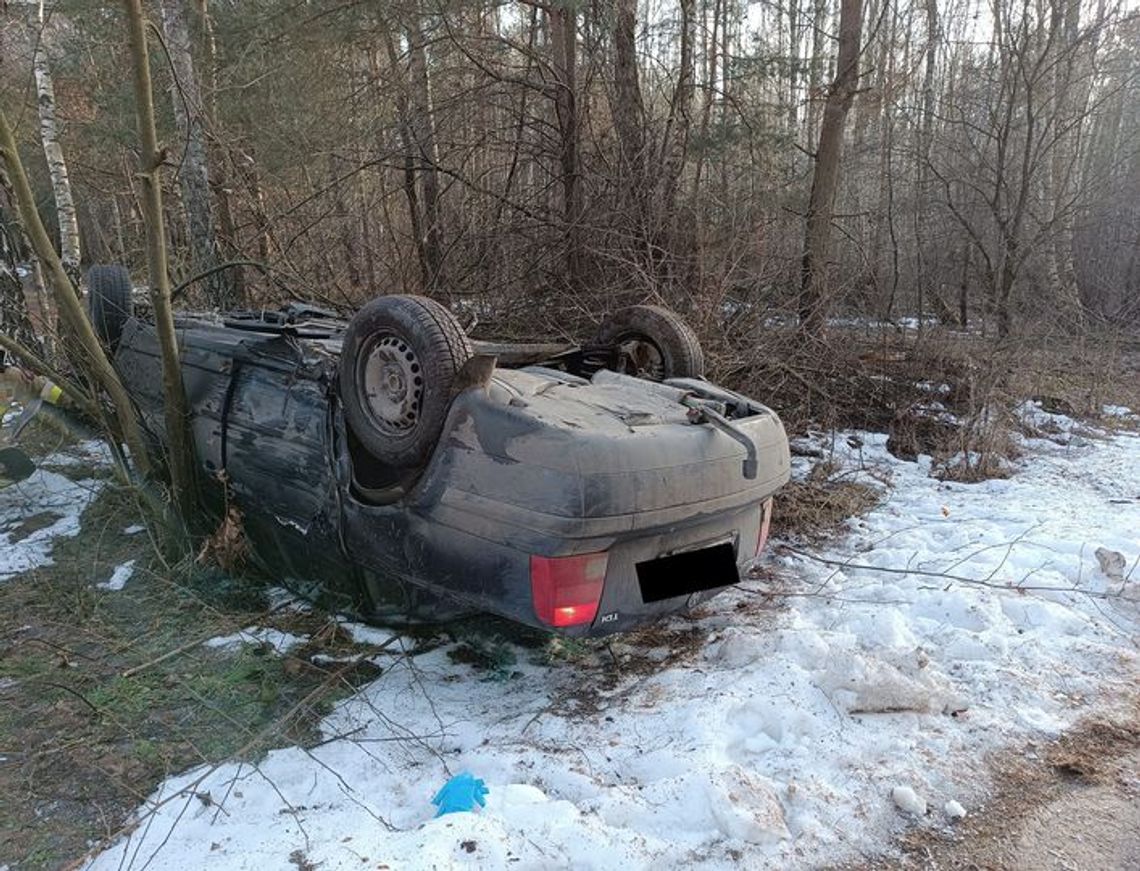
xmin=2 ymin=4 xmax=1140 ymax=869
xmin=1 ymin=0 xmax=1137 ymax=354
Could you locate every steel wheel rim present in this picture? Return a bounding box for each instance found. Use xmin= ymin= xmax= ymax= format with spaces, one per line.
xmin=359 ymin=332 xmax=424 ymax=435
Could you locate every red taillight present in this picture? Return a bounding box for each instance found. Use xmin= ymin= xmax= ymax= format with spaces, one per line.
xmin=530 ymin=552 xmax=608 ymax=627
xmin=755 ymin=498 xmax=774 ymax=556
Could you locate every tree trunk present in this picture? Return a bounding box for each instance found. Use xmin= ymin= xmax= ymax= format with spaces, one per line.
xmin=798 ymin=0 xmax=863 ymax=338
xmin=914 ymin=0 xmax=939 ymax=329
xmin=125 ymin=0 xmax=198 ymax=518
xmin=805 ymin=0 xmax=828 ymax=141
xmin=691 ymin=0 xmax=720 ymax=200
xmin=612 ymin=0 xmax=646 ymax=214
xmin=786 ymin=0 xmax=800 ymax=135
xmin=869 ymin=3 xmax=894 ymax=313
xmin=0 ymin=202 xmax=41 ymax=355
xmin=407 ymin=15 xmax=445 ymax=292
xmin=159 ymin=0 xmax=230 ymax=308
xmin=1045 ymin=0 xmax=1084 ymax=326
xmin=661 ymin=0 xmax=695 ymax=221
xmin=194 ymin=0 xmax=244 ymax=305
xmin=380 ymin=31 xmax=430 ymax=291
xmin=958 ymin=243 xmax=970 ymax=328
xmin=548 ymin=1 xmax=582 ymax=288
xmin=29 ymin=1 xmax=80 ymax=283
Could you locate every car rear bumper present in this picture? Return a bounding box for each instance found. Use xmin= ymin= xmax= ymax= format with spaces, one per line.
xmin=360 ymin=494 xmax=772 ymax=636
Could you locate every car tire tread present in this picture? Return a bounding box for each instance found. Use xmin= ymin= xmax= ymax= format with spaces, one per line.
xmin=594 ymin=304 xmax=705 ymax=379
xmin=339 ymin=295 xmax=473 ymax=469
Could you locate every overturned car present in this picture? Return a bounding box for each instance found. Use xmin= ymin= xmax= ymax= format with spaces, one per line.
xmin=95 ymin=268 xmax=790 ymax=635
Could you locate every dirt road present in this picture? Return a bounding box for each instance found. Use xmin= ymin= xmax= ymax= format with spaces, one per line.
xmin=889 ymin=702 xmax=1140 ymax=870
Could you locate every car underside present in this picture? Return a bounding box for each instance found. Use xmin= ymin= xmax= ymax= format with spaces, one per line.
xmin=96 ymin=273 xmax=790 ymax=635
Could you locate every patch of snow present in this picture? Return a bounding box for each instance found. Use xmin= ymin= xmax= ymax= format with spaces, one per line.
xmin=335 ymin=618 xmax=405 ymax=649
xmin=1016 ymin=400 xmax=1083 ymax=437
xmin=122 ymin=524 xmax=145 ymax=536
xmin=310 ymin=653 xmax=367 ymax=667
xmin=202 ymin=627 xmax=308 ymax=655
xmin=0 ymin=471 xmax=103 ymax=580
xmin=891 ymin=786 xmax=927 ymax=816
xmin=265 ymin=585 xmax=313 ymax=613
xmin=96 ymin=560 xmax=135 ymax=591
xmin=916 ymin=381 xmax=952 ymax=396
xmin=1102 ymin=404 xmax=1136 ymax=419
xmin=914 ymin=400 xmax=959 ymax=426
xmin=893 ymin=316 xmax=939 ymax=330
xmin=40 ymin=439 xmax=116 ymax=469
xmin=85 ymin=430 xmax=1140 ymax=870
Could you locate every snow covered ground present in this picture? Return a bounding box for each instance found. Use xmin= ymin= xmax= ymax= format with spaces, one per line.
xmin=0 ymin=437 xmax=112 ymax=580
xmin=0 ymin=473 xmax=103 ymax=580
xmin=47 ymin=417 xmax=1140 ymax=869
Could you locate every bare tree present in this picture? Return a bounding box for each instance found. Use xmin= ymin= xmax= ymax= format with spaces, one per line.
xmin=406 ymin=14 xmax=446 ymax=291
xmin=126 ymin=0 xmax=198 ymax=518
xmin=799 ymin=0 xmax=864 ymax=337
xmin=612 ymin=0 xmax=646 ymax=218
xmin=159 ymin=0 xmax=231 ymax=308
xmin=548 ymin=0 xmax=582 ymax=288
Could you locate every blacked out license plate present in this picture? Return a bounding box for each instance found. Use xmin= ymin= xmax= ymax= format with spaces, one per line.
xmin=636 ymin=541 xmax=739 ymax=603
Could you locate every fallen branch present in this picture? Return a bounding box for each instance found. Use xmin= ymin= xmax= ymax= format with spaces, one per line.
xmin=781 ymin=544 xmax=1131 ymax=600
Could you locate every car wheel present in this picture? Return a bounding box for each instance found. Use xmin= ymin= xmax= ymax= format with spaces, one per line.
xmin=339 ymin=294 xmax=473 ymax=469
xmin=86 ymin=264 xmax=133 ymax=350
xmin=593 ymin=304 xmax=705 ymax=380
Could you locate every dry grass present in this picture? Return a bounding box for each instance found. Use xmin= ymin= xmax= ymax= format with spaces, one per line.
xmin=773 ymin=477 xmax=883 ymax=543
xmin=714 ymin=319 xmax=1140 ymax=489
xmin=0 ymin=483 xmax=388 ymax=870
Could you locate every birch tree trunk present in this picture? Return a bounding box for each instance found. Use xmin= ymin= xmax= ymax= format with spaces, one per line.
xmin=159 ymin=0 xmax=230 ymax=308
xmin=29 ymin=1 xmax=80 ymax=283
xmin=798 ymin=0 xmax=863 ymax=338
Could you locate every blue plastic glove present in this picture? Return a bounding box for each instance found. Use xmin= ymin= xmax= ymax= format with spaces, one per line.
xmin=431 ymin=772 xmax=489 ymax=817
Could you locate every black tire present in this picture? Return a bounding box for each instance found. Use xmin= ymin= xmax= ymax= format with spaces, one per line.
xmin=339 ymin=295 xmax=473 ymax=469
xmin=593 ymin=304 xmax=705 ymax=380
xmin=86 ymin=265 xmax=133 ymax=349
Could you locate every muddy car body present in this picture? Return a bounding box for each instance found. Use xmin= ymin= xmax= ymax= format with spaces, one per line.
xmin=106 ymin=286 xmax=790 ymax=635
